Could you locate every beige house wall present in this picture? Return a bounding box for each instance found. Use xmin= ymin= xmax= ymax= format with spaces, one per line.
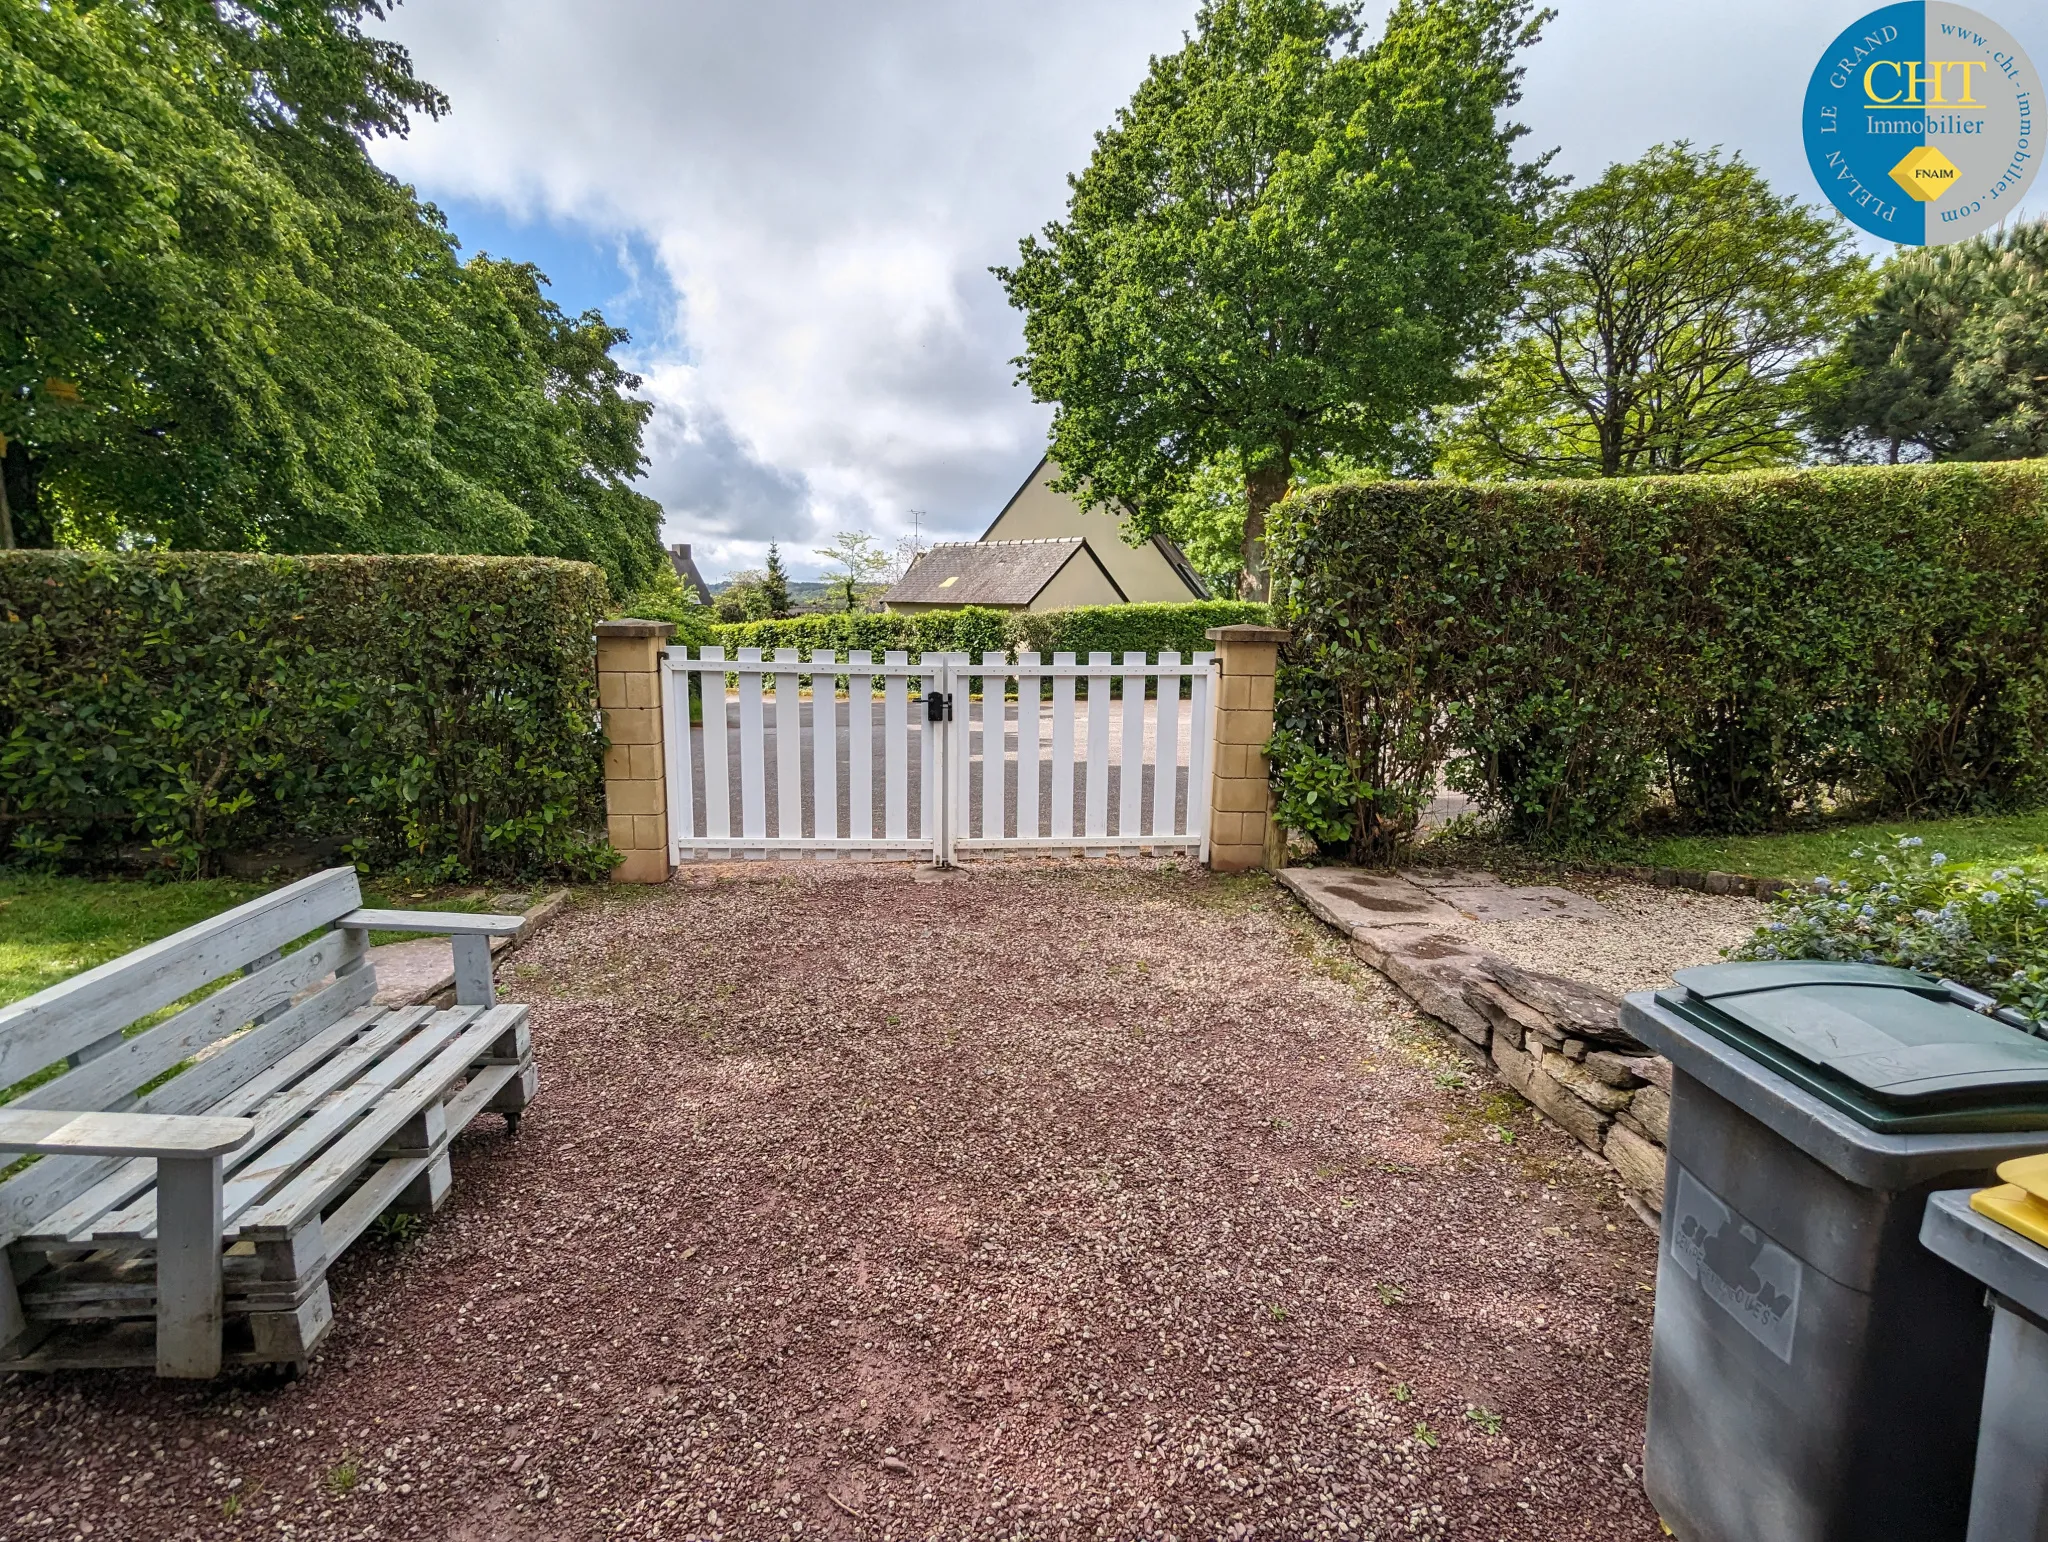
xmin=1026 ymin=549 xmax=1126 ymax=612
xmin=984 ymin=459 xmax=1202 ymax=605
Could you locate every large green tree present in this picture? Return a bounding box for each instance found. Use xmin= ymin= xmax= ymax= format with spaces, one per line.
xmin=1439 ymin=144 xmax=1870 ymax=480
xmin=997 ymin=0 xmax=1552 ymax=599
xmin=0 ymin=0 xmax=663 ymax=594
xmin=1807 ymin=220 xmax=2048 ymax=464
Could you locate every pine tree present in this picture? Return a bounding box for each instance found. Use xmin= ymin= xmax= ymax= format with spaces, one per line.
xmin=761 ymin=542 xmax=794 ymax=619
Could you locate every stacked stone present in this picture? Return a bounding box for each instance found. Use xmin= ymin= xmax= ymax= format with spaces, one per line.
xmin=1282 ymin=870 xmax=1673 ymax=1218
xmin=1462 ymin=958 xmax=1670 ymax=1215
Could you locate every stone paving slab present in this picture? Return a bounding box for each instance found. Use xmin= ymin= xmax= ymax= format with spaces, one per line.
xmin=1432 ymin=884 xmax=1613 ymax=923
xmin=1275 ymin=866 xmax=1463 ymax=934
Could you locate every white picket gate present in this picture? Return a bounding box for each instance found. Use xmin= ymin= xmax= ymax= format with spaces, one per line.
xmin=659 ymin=647 xmax=1216 ymax=864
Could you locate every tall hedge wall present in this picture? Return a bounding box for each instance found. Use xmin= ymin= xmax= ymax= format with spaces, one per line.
xmin=0 ymin=552 xmax=612 ymax=879
xmin=708 ymin=600 xmax=1271 ymax=659
xmin=1267 ymin=461 xmax=2048 ymax=859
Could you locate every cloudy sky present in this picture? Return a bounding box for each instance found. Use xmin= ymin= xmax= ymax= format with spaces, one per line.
xmin=368 ymin=0 xmax=2047 ymax=579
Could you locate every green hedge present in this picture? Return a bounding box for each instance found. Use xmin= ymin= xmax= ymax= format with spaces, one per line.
xmin=0 ymin=552 xmax=613 ymax=879
xmin=707 ymin=600 xmax=1270 ymax=660
xmin=1267 ymin=462 xmax=2048 ymax=860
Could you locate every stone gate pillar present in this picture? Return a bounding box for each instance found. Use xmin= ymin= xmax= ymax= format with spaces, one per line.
xmin=597 ymin=619 xmax=675 ymax=884
xmin=1204 ymin=624 xmax=1290 ymax=873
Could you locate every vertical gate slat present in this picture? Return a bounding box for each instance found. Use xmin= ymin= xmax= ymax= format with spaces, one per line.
xmin=1049 ymin=653 xmax=1076 ymax=839
xmin=1084 ymin=652 xmax=1111 ymax=840
xmin=1188 ymin=651 xmax=1215 ymax=845
xmin=949 ymin=654 xmax=970 ymax=855
xmin=1152 ymin=651 xmax=1182 ymax=837
xmin=663 ymin=651 xmax=694 ymax=849
xmin=1016 ymin=652 xmax=1042 ymax=839
xmin=812 ymin=652 xmax=839 ymax=845
xmin=918 ymin=654 xmax=940 ymax=844
xmin=980 ymin=651 xmax=1006 ymax=839
xmin=773 ymin=648 xmax=802 ymax=843
xmin=849 ymin=651 xmax=874 ymax=842
xmin=884 ymin=651 xmax=909 ymax=841
xmin=1119 ymin=651 xmax=1145 ymax=838
xmin=737 ymin=649 xmax=767 ymax=842
xmin=701 ymin=646 xmax=731 ymax=840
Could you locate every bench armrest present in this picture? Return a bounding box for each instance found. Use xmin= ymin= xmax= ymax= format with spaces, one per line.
xmin=337 ymin=908 xmax=524 ymax=937
xmin=0 ymin=1109 xmax=253 ymax=1160
xmin=335 ymin=909 xmax=521 ymax=1008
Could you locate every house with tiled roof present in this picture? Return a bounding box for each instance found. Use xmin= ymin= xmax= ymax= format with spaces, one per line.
xmin=879 ymin=457 xmax=1207 ymax=614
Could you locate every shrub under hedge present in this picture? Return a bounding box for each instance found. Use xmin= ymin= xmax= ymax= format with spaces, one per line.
xmin=1267 ymin=461 xmax=2048 ymax=860
xmin=707 ymin=600 xmax=1270 ymax=660
xmin=0 ymin=551 xmax=613 ymax=879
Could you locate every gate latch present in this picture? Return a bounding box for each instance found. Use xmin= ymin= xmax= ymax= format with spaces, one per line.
xmin=925 ymin=691 xmax=953 ymax=723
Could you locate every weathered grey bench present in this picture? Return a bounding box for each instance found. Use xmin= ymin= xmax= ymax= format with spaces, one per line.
xmin=0 ymin=867 xmax=536 ymax=1377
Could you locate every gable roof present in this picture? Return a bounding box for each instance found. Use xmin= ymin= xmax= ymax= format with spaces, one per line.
xmin=981 ymin=456 xmax=1207 ymax=600
xmin=882 ymin=538 xmax=1127 ymax=608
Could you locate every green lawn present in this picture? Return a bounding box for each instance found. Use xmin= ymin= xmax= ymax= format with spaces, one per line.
xmin=1644 ymin=808 xmax=2048 ymax=882
xmin=0 ymin=872 xmax=541 ymax=1012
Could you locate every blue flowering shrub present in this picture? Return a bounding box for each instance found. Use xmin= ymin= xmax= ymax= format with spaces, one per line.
xmin=1736 ymin=837 xmax=2048 ymax=1021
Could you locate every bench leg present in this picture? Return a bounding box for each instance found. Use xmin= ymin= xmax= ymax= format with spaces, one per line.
xmin=0 ymin=1247 xmax=23 ymax=1353
xmin=397 ymin=1153 xmax=454 ymax=1215
xmin=488 ymin=1062 xmax=540 ymax=1134
xmin=248 ymin=1223 xmax=332 ymax=1368
xmin=155 ymin=1155 xmax=225 ymax=1378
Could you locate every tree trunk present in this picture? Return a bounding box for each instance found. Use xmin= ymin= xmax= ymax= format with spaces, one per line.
xmin=1239 ymin=453 xmax=1291 ymax=602
xmin=0 ymin=448 xmax=12 ymax=551
xmin=2 ymin=440 xmax=46 ymax=547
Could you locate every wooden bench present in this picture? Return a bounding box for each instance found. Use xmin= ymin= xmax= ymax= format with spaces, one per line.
xmin=0 ymin=867 xmax=537 ymax=1377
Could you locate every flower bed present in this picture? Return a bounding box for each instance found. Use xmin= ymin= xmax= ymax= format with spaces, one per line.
xmin=1737 ymin=837 xmax=2048 ymax=1018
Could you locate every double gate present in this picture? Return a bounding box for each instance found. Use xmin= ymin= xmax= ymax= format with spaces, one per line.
xmin=658 ymin=647 xmax=1217 ymax=864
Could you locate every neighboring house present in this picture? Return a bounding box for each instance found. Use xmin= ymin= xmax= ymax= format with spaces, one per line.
xmin=668 ymin=543 xmax=711 ymax=602
xmin=882 ymin=538 xmax=1123 ymax=615
xmin=880 ymin=456 xmax=1207 ymax=613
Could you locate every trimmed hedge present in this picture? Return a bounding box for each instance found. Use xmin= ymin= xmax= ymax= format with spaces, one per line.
xmin=0 ymin=552 xmax=613 ymax=879
xmin=1268 ymin=461 xmax=2048 ymax=860
xmin=708 ymin=600 xmax=1271 ymax=660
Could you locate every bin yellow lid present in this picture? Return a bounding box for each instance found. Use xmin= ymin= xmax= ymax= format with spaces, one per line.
xmin=1973 ymin=1178 xmax=2048 ymax=1248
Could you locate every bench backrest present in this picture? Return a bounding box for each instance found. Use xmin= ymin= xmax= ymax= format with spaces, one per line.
xmin=0 ymin=866 xmax=369 ymax=1100
xmin=0 ymin=867 xmax=382 ymax=1244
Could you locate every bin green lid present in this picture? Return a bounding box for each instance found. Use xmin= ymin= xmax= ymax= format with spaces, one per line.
xmin=1657 ymin=961 xmax=2048 ymax=1133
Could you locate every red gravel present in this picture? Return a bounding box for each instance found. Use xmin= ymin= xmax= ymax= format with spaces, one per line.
xmin=0 ymin=864 xmax=1664 ymax=1541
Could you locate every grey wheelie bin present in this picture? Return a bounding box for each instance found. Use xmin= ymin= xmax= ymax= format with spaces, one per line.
xmin=1622 ymin=961 xmax=2048 ymax=1542
xmin=1922 ymin=1179 xmax=2048 ymax=1541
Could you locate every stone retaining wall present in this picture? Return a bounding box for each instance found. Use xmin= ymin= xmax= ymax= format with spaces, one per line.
xmin=1281 ymin=869 xmax=1672 ymax=1218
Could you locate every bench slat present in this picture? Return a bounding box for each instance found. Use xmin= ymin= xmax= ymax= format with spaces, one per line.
xmin=0 ymin=1111 xmax=251 ymax=1160
xmin=337 ymin=909 xmax=524 ymax=937
xmin=25 ymin=1006 xmax=433 ymax=1246
xmin=10 ymin=929 xmax=364 ymax=1116
xmin=0 ymin=972 xmax=377 ymax=1247
xmin=0 ymin=868 xmax=362 ymax=1089
xmin=317 ymin=1156 xmax=428 ymax=1261
xmin=95 ymin=1008 xmax=483 ymax=1241
xmin=236 ymin=1008 xmax=523 ymax=1238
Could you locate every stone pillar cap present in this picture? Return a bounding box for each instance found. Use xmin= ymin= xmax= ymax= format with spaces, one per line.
xmin=596 ymin=619 xmax=677 ymax=639
xmin=1205 ymin=624 xmax=1290 ymax=644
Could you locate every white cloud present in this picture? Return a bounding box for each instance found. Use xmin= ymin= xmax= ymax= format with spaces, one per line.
xmin=369 ymin=0 xmax=1198 ymax=574
xmin=371 ymin=0 xmax=2048 ymax=579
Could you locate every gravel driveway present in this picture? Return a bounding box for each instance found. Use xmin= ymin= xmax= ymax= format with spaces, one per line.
xmin=0 ymin=864 xmax=1664 ymax=1542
